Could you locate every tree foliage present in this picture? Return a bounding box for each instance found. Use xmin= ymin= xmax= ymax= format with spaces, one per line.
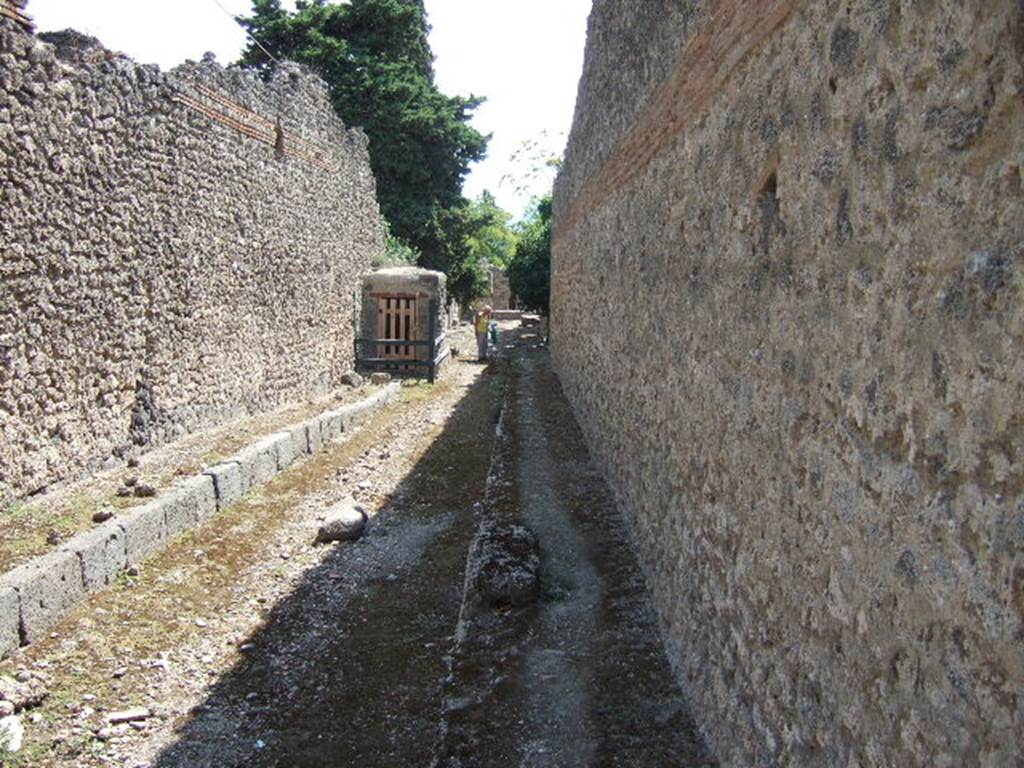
xmin=238 ymin=0 xmax=490 ymax=302
xmin=465 ymin=191 xmax=518 ymax=270
xmin=507 ymin=195 xmax=552 ymax=314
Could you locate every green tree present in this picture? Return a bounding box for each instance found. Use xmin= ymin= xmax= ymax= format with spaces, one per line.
xmin=238 ymin=0 xmax=490 ymax=301
xmin=507 ymin=195 xmax=552 ymax=314
xmin=465 ymin=191 xmax=519 ymax=269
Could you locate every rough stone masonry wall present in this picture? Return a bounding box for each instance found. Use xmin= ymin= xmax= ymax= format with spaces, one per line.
xmin=552 ymin=2 xmax=1023 ymax=766
xmin=0 ymin=19 xmax=384 ymax=500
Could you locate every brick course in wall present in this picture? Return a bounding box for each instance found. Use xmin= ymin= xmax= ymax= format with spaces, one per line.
xmin=553 ymin=1 xmax=1023 ymax=766
xmin=0 ymin=20 xmax=385 ymax=500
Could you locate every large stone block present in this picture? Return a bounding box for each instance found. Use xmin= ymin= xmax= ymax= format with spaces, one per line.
xmin=234 ymin=435 xmax=280 ymax=491
xmin=318 ymin=410 xmax=346 ymax=444
xmin=341 ymin=401 xmax=370 ymax=429
xmin=304 ymin=418 xmax=324 ymax=454
xmin=162 ymin=474 xmax=217 ymax=534
xmin=118 ymin=501 xmax=168 ymax=566
xmin=272 ymin=428 xmax=305 ymax=471
xmin=62 ymin=522 xmax=126 ymax=593
xmin=204 ymin=461 xmax=243 ymax=511
xmin=290 ymin=423 xmax=312 ymax=456
xmin=3 ymin=549 xmax=86 ymax=644
xmin=0 ymin=585 xmax=20 ymax=659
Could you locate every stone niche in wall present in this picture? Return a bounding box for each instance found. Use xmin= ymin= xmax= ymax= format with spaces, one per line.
xmin=0 ymin=16 xmax=385 ymax=500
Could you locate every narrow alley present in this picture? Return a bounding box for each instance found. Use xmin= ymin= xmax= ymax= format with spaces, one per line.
xmin=0 ymin=326 xmax=710 ymax=767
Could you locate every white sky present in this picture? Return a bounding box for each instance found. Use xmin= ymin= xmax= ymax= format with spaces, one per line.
xmin=25 ymin=0 xmax=590 ymax=218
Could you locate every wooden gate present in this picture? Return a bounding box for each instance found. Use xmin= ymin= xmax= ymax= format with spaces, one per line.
xmin=354 ymin=294 xmax=446 ymax=382
xmin=377 ymin=294 xmax=417 ymax=362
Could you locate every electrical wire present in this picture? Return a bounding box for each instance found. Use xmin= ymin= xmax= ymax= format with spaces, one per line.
xmin=208 ymin=0 xmax=281 ymax=66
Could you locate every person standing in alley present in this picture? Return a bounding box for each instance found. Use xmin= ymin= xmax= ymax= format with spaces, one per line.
xmin=474 ymin=305 xmax=493 ymax=362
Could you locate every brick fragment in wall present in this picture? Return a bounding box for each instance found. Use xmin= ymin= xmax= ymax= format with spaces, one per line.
xmin=0 ymin=17 xmax=386 ymax=502
xmin=551 ymin=1 xmax=1024 ymax=766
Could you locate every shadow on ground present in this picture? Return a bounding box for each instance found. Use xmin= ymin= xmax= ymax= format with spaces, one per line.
xmin=149 ymin=361 xmax=507 ymax=768
xmin=147 ymin=331 xmax=715 ymax=768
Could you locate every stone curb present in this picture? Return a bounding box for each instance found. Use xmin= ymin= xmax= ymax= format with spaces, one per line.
xmin=0 ymin=383 xmax=401 ymax=658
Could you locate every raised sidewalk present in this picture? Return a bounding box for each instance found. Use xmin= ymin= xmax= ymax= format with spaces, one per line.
xmin=0 ymin=383 xmax=400 ymax=658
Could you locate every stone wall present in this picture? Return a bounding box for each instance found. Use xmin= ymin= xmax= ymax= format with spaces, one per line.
xmin=0 ymin=20 xmax=384 ymax=499
xmin=552 ymin=2 xmax=1023 ymax=766
xmin=484 ymin=264 xmax=513 ymax=310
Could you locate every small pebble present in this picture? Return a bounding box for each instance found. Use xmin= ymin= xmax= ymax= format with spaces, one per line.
xmin=107 ymin=707 xmax=151 ymax=724
xmin=0 ymin=714 xmax=23 ymax=752
xmin=133 ymin=484 xmax=157 ymax=498
xmin=0 ymin=701 xmax=14 ymax=717
xmin=92 ymin=508 xmax=115 ymax=523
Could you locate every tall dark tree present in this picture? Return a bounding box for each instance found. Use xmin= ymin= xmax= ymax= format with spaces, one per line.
xmin=238 ymin=0 xmax=490 ymax=301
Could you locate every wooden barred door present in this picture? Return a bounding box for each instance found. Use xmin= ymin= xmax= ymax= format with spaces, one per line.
xmin=377 ymin=295 xmax=418 ymax=362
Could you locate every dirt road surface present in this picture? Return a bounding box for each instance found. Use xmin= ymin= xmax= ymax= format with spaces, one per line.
xmin=0 ymin=327 xmax=712 ymax=767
